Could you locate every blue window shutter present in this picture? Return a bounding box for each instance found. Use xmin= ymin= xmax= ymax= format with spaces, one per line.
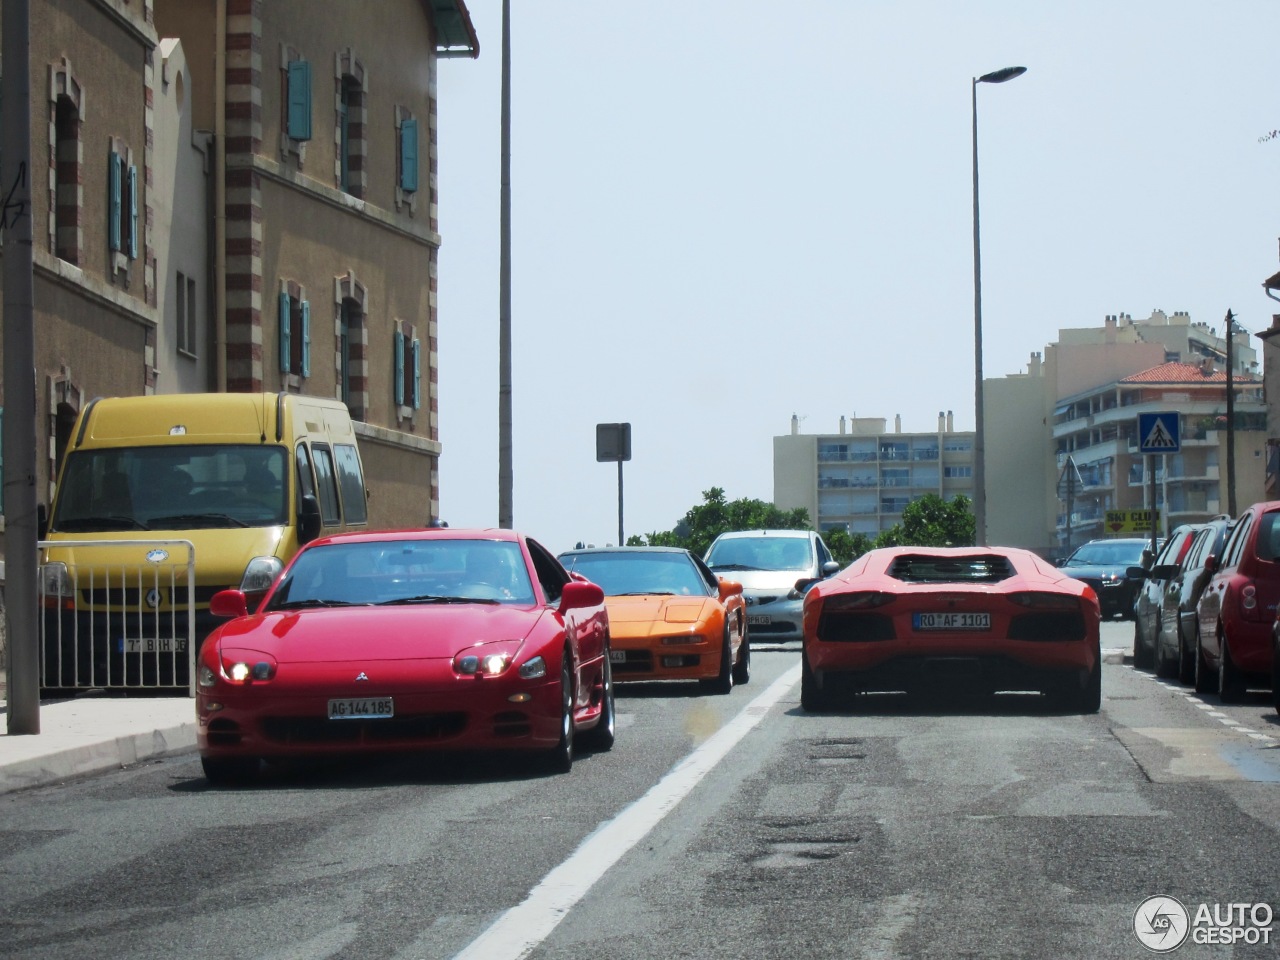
xmin=301 ymin=300 xmax=311 ymax=377
xmin=393 ymin=330 xmax=405 ymax=406
xmin=400 ymin=118 xmax=419 ymax=192
xmin=108 ymin=153 xmax=122 ymax=251
xmin=127 ymin=165 xmax=139 ymax=259
xmin=279 ymin=292 xmax=291 ymax=373
xmin=412 ymin=338 xmax=421 ymax=409
xmin=287 ymin=60 xmax=312 ymax=141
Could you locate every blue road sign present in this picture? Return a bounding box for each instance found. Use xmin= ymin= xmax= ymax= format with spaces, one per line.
xmin=1138 ymin=412 xmax=1181 ymax=454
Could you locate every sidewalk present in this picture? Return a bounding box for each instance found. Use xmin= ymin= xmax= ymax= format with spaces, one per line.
xmin=0 ymin=692 xmax=196 ymax=795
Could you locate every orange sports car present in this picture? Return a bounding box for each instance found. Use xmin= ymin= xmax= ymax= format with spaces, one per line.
xmin=558 ymin=547 xmax=749 ymax=693
xmin=801 ymin=546 xmax=1101 ymax=712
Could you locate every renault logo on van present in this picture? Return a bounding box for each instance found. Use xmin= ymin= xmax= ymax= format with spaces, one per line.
xmin=145 ymin=549 xmax=169 ymax=564
xmin=145 ymin=588 xmax=161 ymax=609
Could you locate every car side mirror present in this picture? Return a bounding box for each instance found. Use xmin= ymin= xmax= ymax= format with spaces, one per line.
xmin=792 ymin=577 xmax=820 ymax=597
xmin=717 ymin=577 xmax=742 ymax=601
xmin=1126 ymin=565 xmax=1148 ymax=580
xmin=1204 ymin=554 xmax=1219 ymax=574
xmin=1141 ymin=549 xmax=1155 ymax=571
xmin=821 ymin=561 xmax=840 ymax=576
xmin=1150 ymin=564 xmax=1180 ymax=581
xmin=559 ymin=579 xmax=604 ymax=613
xmin=209 ymin=589 xmax=249 ymax=619
xmin=567 ymin=570 xmax=590 ymax=583
xmin=298 ymin=493 xmax=322 ymax=544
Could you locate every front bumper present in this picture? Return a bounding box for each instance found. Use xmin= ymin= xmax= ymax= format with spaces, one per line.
xmin=742 ymin=594 xmax=802 ymax=640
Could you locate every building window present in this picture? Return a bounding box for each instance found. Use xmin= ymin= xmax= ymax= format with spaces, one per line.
xmin=393 ymin=324 xmax=421 ymax=413
xmin=286 ymin=58 xmax=312 ymax=141
xmin=176 ymin=272 xmax=197 ymax=357
xmin=54 ymin=95 xmax=82 ymax=263
xmin=334 ymin=52 xmax=366 ymax=198
xmin=339 ymin=298 xmax=362 ymax=406
xmin=278 ymin=284 xmax=310 ymax=382
xmin=944 ymin=465 xmax=972 ymax=479
xmin=107 ymin=146 xmax=138 ymax=261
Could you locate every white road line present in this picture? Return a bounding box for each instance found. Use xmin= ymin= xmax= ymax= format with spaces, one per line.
xmin=451 ymin=663 xmax=802 ymax=960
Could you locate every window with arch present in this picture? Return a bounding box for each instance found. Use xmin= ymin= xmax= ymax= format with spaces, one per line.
xmin=49 ymin=61 xmax=85 ymax=265
xmin=334 ymin=52 xmax=366 ymax=198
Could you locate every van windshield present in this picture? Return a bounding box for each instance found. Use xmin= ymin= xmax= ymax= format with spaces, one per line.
xmin=52 ymin=445 xmax=289 ymax=532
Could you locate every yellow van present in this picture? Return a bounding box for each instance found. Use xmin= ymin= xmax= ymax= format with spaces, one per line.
xmin=40 ymin=392 xmax=367 ymax=690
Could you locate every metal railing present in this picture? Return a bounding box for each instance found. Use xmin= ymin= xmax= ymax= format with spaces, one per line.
xmin=38 ymin=539 xmax=197 ymax=695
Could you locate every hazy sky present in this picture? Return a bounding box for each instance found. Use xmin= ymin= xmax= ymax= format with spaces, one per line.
xmin=434 ymin=1 xmax=1280 ymax=554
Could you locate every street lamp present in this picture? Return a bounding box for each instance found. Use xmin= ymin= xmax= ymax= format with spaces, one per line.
xmin=972 ymin=65 xmax=1026 ymax=547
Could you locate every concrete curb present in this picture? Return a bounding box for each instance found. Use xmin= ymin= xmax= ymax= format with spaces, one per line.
xmin=0 ymin=721 xmax=197 ymax=795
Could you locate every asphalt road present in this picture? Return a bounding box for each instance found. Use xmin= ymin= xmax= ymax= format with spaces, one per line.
xmin=1 ymin=621 xmax=1278 ymax=959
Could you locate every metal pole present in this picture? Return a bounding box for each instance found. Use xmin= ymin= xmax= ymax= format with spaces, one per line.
xmin=617 ymin=460 xmax=624 ymax=547
xmin=971 ymin=77 xmax=986 ymax=547
xmin=1225 ymin=309 xmax=1236 ymax=517
xmin=497 ymin=0 xmax=513 ymax=528
xmin=3 ymin=0 xmax=41 ymax=733
xmin=1148 ymin=454 xmax=1158 ymax=556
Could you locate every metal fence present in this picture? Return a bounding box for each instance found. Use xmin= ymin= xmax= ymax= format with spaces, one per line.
xmin=38 ymin=539 xmax=197 ymax=695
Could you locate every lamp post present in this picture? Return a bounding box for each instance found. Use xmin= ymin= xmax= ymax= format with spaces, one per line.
xmin=972 ymin=65 xmax=1025 ymax=547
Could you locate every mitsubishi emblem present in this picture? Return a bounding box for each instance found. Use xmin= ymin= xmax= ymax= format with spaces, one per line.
xmin=355 ymin=672 xmax=369 ymax=682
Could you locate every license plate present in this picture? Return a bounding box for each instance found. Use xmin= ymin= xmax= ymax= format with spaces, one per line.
xmin=747 ymin=615 xmax=772 ymax=626
xmin=328 ymin=698 xmax=394 ymax=719
xmin=913 ymin=612 xmax=990 ymax=631
xmin=610 ymin=650 xmax=627 ymax=663
xmin=119 ymin=637 xmax=188 ymax=654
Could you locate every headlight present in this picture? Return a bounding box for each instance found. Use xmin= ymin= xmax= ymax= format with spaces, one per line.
xmin=240 ymin=556 xmax=284 ymax=594
xmin=452 ymin=640 xmax=528 ymax=677
xmin=40 ymin=562 xmax=73 ymax=600
xmin=518 ymin=656 xmax=546 ymax=679
xmin=216 ymin=649 xmax=278 ymax=684
xmin=197 ymin=663 xmax=218 ymax=688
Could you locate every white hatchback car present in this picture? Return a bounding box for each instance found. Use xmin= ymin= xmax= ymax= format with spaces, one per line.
xmin=704 ymin=529 xmax=839 ymax=641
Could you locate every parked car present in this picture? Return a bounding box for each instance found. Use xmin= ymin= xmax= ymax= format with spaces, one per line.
xmin=195 ymin=528 xmax=614 ymax=783
xmin=558 ymin=546 xmax=748 ymax=692
xmin=1056 ymin=537 xmax=1153 ymax=620
xmin=1154 ymin=516 xmax=1234 ymax=683
xmin=1194 ymin=501 xmax=1280 ymax=701
xmin=703 ymin=529 xmax=839 ymax=641
xmin=800 ymin=546 xmax=1102 ymax=713
xmin=1132 ymin=525 xmax=1199 ymax=670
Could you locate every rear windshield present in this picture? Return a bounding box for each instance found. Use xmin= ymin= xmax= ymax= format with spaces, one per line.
xmin=52 ymin=444 xmax=288 ymax=532
xmin=887 ymin=554 xmax=1015 ymax=583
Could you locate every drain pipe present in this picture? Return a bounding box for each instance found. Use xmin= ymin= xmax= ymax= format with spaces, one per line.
xmin=214 ymin=0 xmax=227 ymax=391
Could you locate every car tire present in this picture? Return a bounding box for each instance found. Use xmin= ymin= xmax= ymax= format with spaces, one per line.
xmin=1194 ymin=626 xmax=1216 ymax=695
xmin=1073 ymin=655 xmax=1103 ymax=714
xmin=581 ymin=655 xmax=615 ymax=753
xmin=1218 ymin=630 xmax=1247 ymax=704
xmin=201 ymin=755 xmax=259 ymax=786
xmin=800 ymin=650 xmax=834 ymax=712
xmin=1132 ymin=618 xmax=1154 ymax=670
xmin=1154 ymin=631 xmax=1178 ymax=679
xmin=731 ymin=628 xmax=751 ymax=687
xmin=546 ymin=653 xmax=575 ymax=774
xmin=1177 ymin=620 xmax=1196 ymax=686
xmin=1271 ymin=632 xmax=1280 ymax=716
xmin=700 ymin=626 xmax=734 ymax=695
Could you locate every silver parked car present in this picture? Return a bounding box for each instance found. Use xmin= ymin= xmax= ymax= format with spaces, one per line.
xmin=704 ymin=529 xmax=839 ymax=641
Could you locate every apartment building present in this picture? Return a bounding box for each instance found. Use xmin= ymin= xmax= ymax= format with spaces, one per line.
xmin=1 ymin=0 xmax=477 ymax=546
xmin=774 ymin=413 xmax=976 ymax=537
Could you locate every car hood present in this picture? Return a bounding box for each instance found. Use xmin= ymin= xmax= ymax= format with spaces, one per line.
xmin=708 ymin=569 xmax=805 ymax=592
xmin=210 ymin=603 xmax=545 ymax=663
xmin=605 ymin=595 xmax=715 ymax=624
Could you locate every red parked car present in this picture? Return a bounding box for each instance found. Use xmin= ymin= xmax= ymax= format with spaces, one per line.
xmin=196 ymin=528 xmax=614 ymax=783
xmin=801 ymin=546 xmax=1102 ymax=713
xmin=1195 ymin=501 xmax=1280 ymax=701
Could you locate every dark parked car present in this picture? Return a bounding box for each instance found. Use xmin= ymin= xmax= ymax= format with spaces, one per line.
xmin=1155 ymin=516 xmax=1233 ymax=683
xmin=1133 ymin=525 xmax=1199 ymax=670
xmin=1057 ymin=537 xmax=1154 ymax=620
xmin=1195 ymin=501 xmax=1280 ymax=701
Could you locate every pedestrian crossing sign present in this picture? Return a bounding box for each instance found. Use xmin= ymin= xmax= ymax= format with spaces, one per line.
xmin=1137 ymin=412 xmax=1181 ymax=454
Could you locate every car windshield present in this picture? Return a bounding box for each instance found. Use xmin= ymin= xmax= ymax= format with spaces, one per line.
xmin=264 ymin=539 xmax=536 ymax=608
xmin=560 ymin=552 xmax=708 ymax=596
xmin=52 ymin=444 xmax=288 ymax=531
xmin=1064 ymin=541 xmax=1147 ymax=567
xmin=706 ymin=536 xmax=812 ymax=572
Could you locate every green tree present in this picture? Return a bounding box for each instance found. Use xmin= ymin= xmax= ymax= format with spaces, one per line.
xmin=637 ymin=487 xmax=812 ymax=557
xmin=823 ymin=527 xmax=875 ymax=566
xmin=874 ymin=493 xmax=974 ymax=548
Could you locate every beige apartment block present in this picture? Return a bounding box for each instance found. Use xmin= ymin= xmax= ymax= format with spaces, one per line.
xmin=774 ymin=413 xmax=976 ymax=538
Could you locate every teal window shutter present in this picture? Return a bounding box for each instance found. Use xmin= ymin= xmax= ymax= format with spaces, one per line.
xmin=412 ymin=338 xmax=421 ymax=409
xmin=393 ymin=330 xmax=405 ymax=406
xmin=127 ymin=165 xmax=139 ymax=259
xmin=279 ymin=292 xmax=291 ymax=373
xmin=287 ymin=60 xmax=312 ymax=141
xmin=301 ymin=300 xmax=311 ymax=377
xmin=108 ymin=153 xmax=122 ymax=251
xmin=400 ymin=118 xmax=419 ymax=192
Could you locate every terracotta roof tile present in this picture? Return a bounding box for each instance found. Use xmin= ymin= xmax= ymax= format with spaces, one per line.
xmin=1120 ymin=361 xmax=1258 ymax=384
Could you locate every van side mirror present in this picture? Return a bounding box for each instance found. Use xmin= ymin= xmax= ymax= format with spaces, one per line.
xmin=37 ymin=504 xmax=48 ymax=540
xmin=298 ymin=494 xmax=322 ymax=544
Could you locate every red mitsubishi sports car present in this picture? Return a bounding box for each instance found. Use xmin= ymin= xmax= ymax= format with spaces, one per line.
xmin=196 ymin=528 xmax=614 ymax=783
xmin=801 ymin=546 xmax=1102 ymax=713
